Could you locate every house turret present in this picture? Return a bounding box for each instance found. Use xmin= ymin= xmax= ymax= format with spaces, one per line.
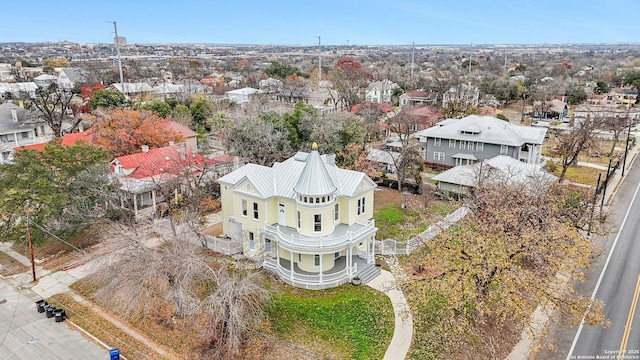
xmin=294 ymin=142 xmax=338 ymax=237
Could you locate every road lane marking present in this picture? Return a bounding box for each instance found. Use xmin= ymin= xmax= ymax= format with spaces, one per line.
xmin=618 ymin=275 xmax=640 ymax=359
xmin=566 ymin=177 xmax=640 ymax=360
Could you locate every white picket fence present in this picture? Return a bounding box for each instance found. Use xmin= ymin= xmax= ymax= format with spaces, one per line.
xmin=374 ymin=206 xmax=469 ymax=255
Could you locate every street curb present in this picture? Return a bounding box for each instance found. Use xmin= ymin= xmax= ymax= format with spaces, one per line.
xmin=605 ymin=149 xmax=638 ymax=206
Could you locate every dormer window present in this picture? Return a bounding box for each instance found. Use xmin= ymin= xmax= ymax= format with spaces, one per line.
xmin=314 ymin=214 xmax=322 ymax=232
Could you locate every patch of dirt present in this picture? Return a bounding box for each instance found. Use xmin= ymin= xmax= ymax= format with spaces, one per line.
xmin=0 ymin=252 xmax=28 ymax=277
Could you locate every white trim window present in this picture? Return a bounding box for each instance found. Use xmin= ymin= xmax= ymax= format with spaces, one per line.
xmin=449 ymin=139 xmax=455 ymax=148
xmin=434 ymin=152 xmax=445 ymax=162
xmin=334 ymin=203 xmax=339 ymax=222
xmin=500 ymin=145 xmax=509 ymax=154
xmin=248 ymin=232 xmax=255 ymax=250
xmin=241 ymin=199 xmax=247 ymax=217
xmin=253 ymin=202 xmax=259 ymax=220
xmin=434 ymin=138 xmax=441 ymax=147
xmin=357 ymin=197 xmax=366 ymax=215
xmin=476 ymin=142 xmax=484 ymax=151
xmin=314 ymin=214 xmax=322 ymax=232
xmin=459 ymin=141 xmax=465 ymax=149
xmin=297 ymin=211 xmax=301 ymax=229
xmin=314 ymin=254 xmax=320 ymax=267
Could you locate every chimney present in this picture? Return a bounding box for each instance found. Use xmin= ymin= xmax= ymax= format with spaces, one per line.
xmin=142 ymin=145 xmax=149 ymax=153
xmin=11 ymin=108 xmax=18 ymax=122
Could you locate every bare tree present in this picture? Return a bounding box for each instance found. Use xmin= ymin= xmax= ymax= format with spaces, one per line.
xmin=23 ymin=83 xmax=79 ymax=137
xmin=91 ymin=212 xmax=269 ymax=357
xmin=385 ymin=110 xmax=425 ymax=191
xmin=200 ymin=269 xmax=270 ymax=358
xmin=553 ymin=115 xmax=603 ymax=182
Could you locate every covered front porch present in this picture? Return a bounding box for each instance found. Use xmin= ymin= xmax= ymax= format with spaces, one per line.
xmin=263 ymin=254 xmax=379 ymax=290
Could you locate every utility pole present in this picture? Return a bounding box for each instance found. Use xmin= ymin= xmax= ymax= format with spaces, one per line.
xmin=25 ymin=205 xmax=36 ymax=282
xmin=504 ymin=52 xmax=508 ymax=75
xmin=468 ymin=43 xmax=472 ymax=75
xmin=410 ymin=42 xmax=415 ymax=82
xmin=622 ymin=119 xmax=632 ymax=176
xmin=110 ymin=21 xmax=125 ymax=96
xmin=313 ymin=36 xmax=321 ymax=86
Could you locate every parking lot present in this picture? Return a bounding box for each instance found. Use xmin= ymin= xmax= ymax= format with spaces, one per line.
xmin=0 ymin=277 xmax=107 ymax=360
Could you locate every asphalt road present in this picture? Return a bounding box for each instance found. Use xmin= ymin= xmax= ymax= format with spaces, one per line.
xmin=0 ymin=277 xmax=107 ymax=360
xmin=537 ymin=156 xmax=640 ymax=359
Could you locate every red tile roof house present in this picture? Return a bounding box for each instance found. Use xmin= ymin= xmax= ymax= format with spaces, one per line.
xmin=110 ymin=144 xmax=234 ymax=219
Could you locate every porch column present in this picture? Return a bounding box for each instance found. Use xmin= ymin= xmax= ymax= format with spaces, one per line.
xmin=347 ymin=247 xmax=352 ymax=277
xmin=13 ymin=132 xmax=18 ymax=145
xmin=133 ymin=193 xmax=138 ymax=217
xmin=290 ymin=251 xmax=294 ymax=279
xmin=151 ymin=190 xmax=157 ymax=210
xmin=319 ymin=254 xmax=323 ymax=284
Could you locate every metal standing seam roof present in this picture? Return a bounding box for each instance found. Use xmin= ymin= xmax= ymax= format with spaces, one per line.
xmin=432 ymin=155 xmax=557 ymax=188
xmin=218 ymin=151 xmax=375 ymax=200
xmin=413 ymin=115 xmax=547 ymax=146
xmin=293 ymin=145 xmax=337 ymax=196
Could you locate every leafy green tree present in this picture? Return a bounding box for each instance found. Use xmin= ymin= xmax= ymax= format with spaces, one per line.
xmin=620 ymin=70 xmax=640 ymax=89
xmin=263 ymin=60 xmax=305 ymax=79
xmin=595 ymin=80 xmax=610 ymax=94
xmin=189 ymin=97 xmax=212 ymax=129
xmin=0 ymin=142 xmax=110 ymax=244
xmin=89 ymin=88 xmax=126 ymax=110
xmin=142 ymin=100 xmax=172 ymax=118
xmin=566 ymin=86 xmax=587 ymax=105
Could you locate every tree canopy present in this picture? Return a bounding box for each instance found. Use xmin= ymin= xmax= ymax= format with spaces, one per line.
xmin=406 ymin=182 xmax=604 ymax=358
xmin=90 ymin=109 xmax=185 ymax=157
xmin=0 ymin=142 xmax=111 ymax=244
xmin=263 ymin=60 xmax=305 ymax=79
xmin=88 ymin=88 xmax=127 ymax=110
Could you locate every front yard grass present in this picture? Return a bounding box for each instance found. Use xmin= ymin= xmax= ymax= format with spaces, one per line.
xmin=265 ymin=283 xmax=394 ymax=360
xmin=374 ymin=188 xmax=458 ymax=240
xmin=548 ymin=162 xmax=604 ymax=187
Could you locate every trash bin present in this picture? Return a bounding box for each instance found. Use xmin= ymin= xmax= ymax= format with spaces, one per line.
xmin=36 ymin=300 xmax=47 ymax=313
xmin=109 ymin=348 xmax=120 ymax=360
xmin=45 ymin=304 xmax=56 ymax=318
xmin=54 ymin=308 xmax=66 ymax=322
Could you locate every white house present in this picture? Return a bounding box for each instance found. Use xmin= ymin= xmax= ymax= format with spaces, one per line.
xmin=365 ymin=79 xmax=399 ymax=104
xmin=225 ymin=87 xmax=263 ymax=104
xmin=217 ymin=143 xmax=380 ymax=289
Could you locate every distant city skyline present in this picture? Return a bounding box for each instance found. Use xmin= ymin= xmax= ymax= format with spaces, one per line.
xmin=2 ymin=0 xmax=639 ymax=46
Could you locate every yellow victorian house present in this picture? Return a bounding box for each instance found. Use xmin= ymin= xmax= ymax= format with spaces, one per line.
xmin=218 ymin=143 xmax=379 ymax=289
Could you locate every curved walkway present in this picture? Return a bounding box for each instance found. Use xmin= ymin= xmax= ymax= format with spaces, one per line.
xmin=367 ymin=268 xmax=413 ymax=360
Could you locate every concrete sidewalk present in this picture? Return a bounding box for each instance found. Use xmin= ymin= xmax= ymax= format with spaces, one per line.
xmin=368 ymin=269 xmax=413 ymax=360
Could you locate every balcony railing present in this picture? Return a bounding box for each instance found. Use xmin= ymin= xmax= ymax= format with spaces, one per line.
xmin=262 ymin=219 xmax=376 ymax=252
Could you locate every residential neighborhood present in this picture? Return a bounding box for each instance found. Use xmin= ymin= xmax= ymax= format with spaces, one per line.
xmin=2 ymin=5 xmax=640 ymax=360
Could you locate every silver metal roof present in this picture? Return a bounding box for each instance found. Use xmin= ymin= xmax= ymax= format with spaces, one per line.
xmin=413 ymin=115 xmax=547 ymax=146
xmin=432 ymin=155 xmax=557 ymax=188
xmin=218 ymin=150 xmax=376 ymax=200
xmin=293 ymin=146 xmax=337 ymax=196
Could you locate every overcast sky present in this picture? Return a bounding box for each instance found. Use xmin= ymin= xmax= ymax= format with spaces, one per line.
xmin=2 ymin=0 xmax=638 ymax=45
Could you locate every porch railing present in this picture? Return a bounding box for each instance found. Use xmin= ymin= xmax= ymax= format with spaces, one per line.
xmin=263 ymin=257 xmax=357 ymax=290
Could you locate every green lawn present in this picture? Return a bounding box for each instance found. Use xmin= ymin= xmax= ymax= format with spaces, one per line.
xmin=265 ymin=284 xmax=394 ymax=360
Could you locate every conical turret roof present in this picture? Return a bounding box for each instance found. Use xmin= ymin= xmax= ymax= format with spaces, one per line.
xmin=293 ymin=142 xmax=337 ymax=196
